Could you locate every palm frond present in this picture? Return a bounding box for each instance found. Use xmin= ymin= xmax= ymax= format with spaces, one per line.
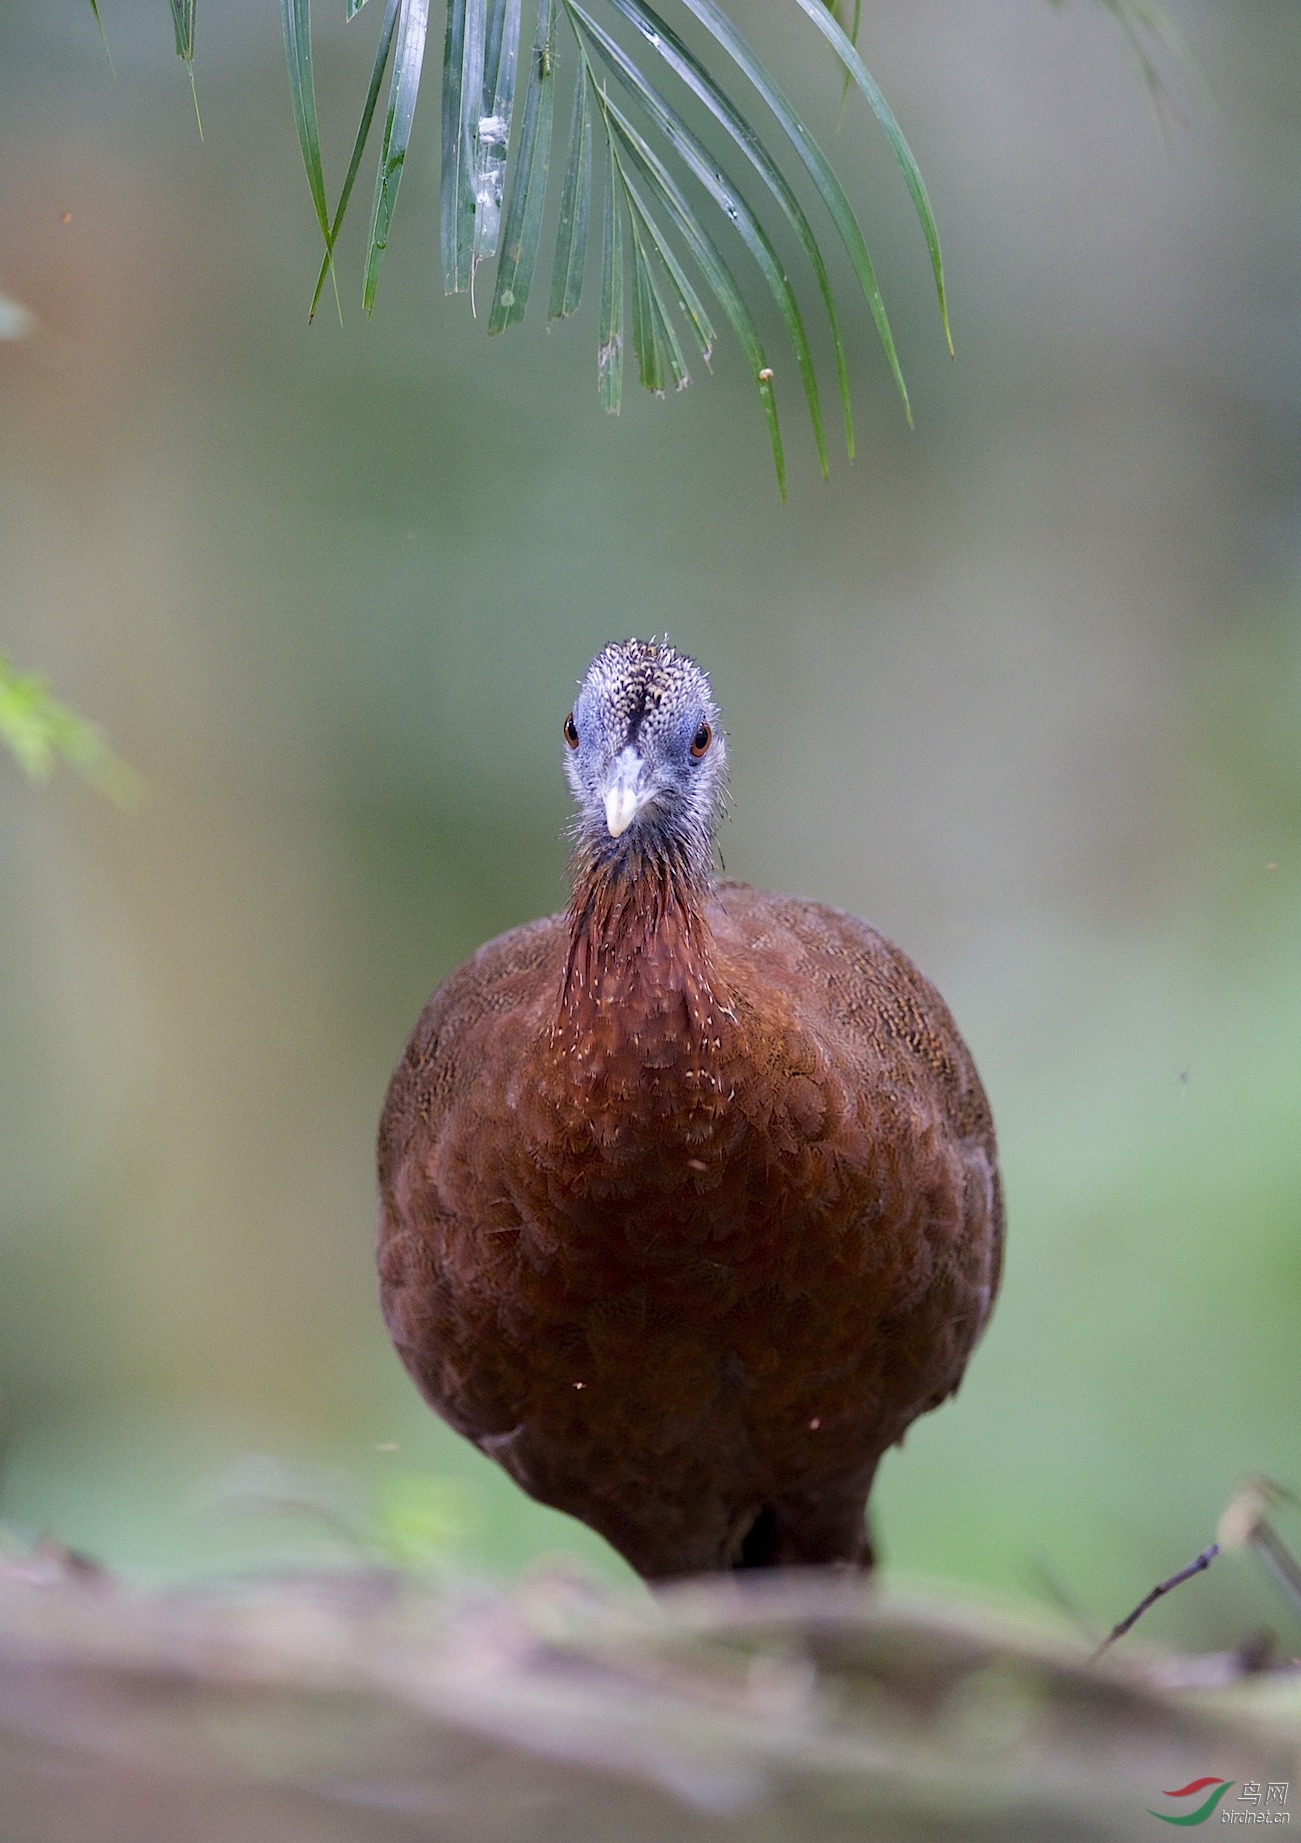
xmin=620 ymin=169 xmax=713 ymax=363
xmin=365 ymin=0 xmax=431 ymax=312
xmin=285 ymin=0 xmax=952 ymax=489
xmin=86 ymin=0 xmax=115 ymax=73
xmin=547 ymin=58 xmax=593 ymax=320
xmin=597 ymin=116 xmax=625 ymax=413
xmin=788 ymin=0 xmax=950 ymax=355
xmin=310 ymin=0 xmax=401 ymax=321
xmin=572 ymin=0 xmax=830 ymax=475
xmin=487 ymin=0 xmax=556 ymax=330
xmin=442 ymin=0 xmax=525 ymax=296
xmin=479 ymin=0 xmax=525 ymax=272
xmin=585 ymin=0 xmax=853 ymax=442
xmin=282 ymin=0 xmax=341 ymax=318
xmin=600 ymin=88 xmax=783 ymax=492
xmin=167 ymin=0 xmax=203 ymax=135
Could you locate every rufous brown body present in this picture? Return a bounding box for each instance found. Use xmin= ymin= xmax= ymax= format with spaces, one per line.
xmin=377 ymin=641 xmax=1002 ymax=1577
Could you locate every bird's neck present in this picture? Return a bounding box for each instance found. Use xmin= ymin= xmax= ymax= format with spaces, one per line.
xmin=556 ymin=842 xmax=727 ymax=1059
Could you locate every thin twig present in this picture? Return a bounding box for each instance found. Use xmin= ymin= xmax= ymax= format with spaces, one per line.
xmin=1091 ymin=1543 xmax=1219 ymax=1662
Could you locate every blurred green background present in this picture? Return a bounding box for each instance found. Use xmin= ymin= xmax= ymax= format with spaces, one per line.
xmin=0 ymin=0 xmax=1298 ymax=1651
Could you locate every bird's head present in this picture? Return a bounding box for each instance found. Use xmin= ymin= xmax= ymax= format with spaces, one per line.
xmin=564 ymin=638 xmax=726 ymax=879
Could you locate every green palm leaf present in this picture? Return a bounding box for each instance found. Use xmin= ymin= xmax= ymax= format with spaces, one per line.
xmin=570 ymin=0 xmax=829 ymax=475
xmin=168 ymin=0 xmax=202 ymax=133
xmin=653 ymin=0 xmax=912 ymax=424
xmin=168 ymin=0 xmax=196 ymax=60
xmin=598 ymin=88 xmax=783 ymax=493
xmin=620 ymin=169 xmax=713 ymax=362
xmin=475 ymin=0 xmax=524 ymax=272
xmin=86 ymin=0 xmax=115 ymax=71
xmin=309 ymin=0 xmax=401 ymax=321
xmin=133 ymin=0 xmax=1184 ymax=489
xmin=787 ymin=0 xmax=951 ymax=354
xmin=440 ymin=0 xmax=477 ymax=292
xmin=625 ymin=179 xmax=689 ymax=393
xmin=366 ymin=0 xmax=431 ymax=312
xmin=284 ymin=0 xmax=968 ymax=488
xmin=598 ymin=117 xmax=625 ymax=413
xmin=281 ymin=0 xmax=335 ymax=268
xmin=548 ymin=63 xmax=593 ymax=320
xmin=487 ymin=0 xmax=556 ymax=331
xmin=597 ymin=0 xmax=858 ymax=447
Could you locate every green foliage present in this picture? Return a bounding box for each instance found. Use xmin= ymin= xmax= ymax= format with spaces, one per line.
xmin=86 ymin=0 xmax=1186 ymax=490
xmin=194 ymin=1455 xmax=473 ymax=1571
xmin=166 ymin=0 xmax=203 ymax=134
xmin=283 ymin=0 xmax=951 ymax=495
xmin=1049 ymin=0 xmax=1196 ymax=130
xmin=0 ymin=654 xmax=143 ymax=808
xmin=85 ymin=0 xmax=114 ymax=72
xmin=375 ymin=1472 xmax=475 ymax=1568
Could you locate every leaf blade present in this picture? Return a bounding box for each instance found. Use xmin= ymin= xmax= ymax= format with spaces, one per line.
xmin=548 ymin=63 xmax=594 ymax=320
xmin=627 ymin=209 xmax=661 ymax=393
xmin=570 ymin=0 xmax=825 ymax=474
xmin=448 ymin=0 xmax=488 ymax=292
xmin=365 ymin=0 xmax=431 ymax=313
xmin=168 ymin=0 xmax=196 ymax=59
xmin=86 ymin=0 xmax=115 ymax=72
xmin=635 ymin=215 xmax=689 ymax=391
xmin=598 ymin=89 xmax=784 ymax=494
xmin=621 ymin=181 xmax=687 ymax=395
xmin=311 ymin=0 xmax=401 ymax=320
xmin=474 ymin=0 xmax=523 ymax=268
xmin=598 ymin=117 xmax=625 ymax=412
xmin=787 ymin=0 xmax=951 ymax=355
xmin=440 ymin=0 xmax=470 ymax=290
xmin=620 ymin=169 xmax=713 ymax=361
xmin=169 ymin=0 xmax=203 ymax=132
xmin=280 ymin=0 xmax=333 ymax=248
xmin=601 ymin=0 xmax=857 ymax=447
xmin=487 ymin=0 xmax=557 ymax=332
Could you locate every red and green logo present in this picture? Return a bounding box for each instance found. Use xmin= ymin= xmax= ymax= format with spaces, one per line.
xmin=1149 ymin=1778 xmax=1235 ymax=1825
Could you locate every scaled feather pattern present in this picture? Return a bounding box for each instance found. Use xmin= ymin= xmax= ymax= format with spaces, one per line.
xmin=378 ymin=640 xmax=1002 ymax=1577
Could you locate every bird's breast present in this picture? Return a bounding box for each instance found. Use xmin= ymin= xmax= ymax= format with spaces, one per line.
xmin=493 ymin=951 xmax=862 ymax=1279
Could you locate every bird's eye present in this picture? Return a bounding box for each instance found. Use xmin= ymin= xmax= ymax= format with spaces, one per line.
xmin=690 ymin=722 xmax=712 ymax=758
xmin=564 ymin=713 xmax=579 ymax=749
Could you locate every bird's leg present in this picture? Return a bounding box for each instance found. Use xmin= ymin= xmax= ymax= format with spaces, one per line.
xmin=730 ymin=1466 xmax=880 ymax=1571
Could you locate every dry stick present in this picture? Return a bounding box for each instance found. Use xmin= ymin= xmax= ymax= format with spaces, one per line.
xmin=1093 ymin=1478 xmax=1301 ymax=1665
xmin=1091 ymin=1543 xmax=1219 ymax=1663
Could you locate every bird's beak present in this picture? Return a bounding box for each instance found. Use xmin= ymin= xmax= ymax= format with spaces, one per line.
xmin=602 ymin=749 xmax=652 ymax=838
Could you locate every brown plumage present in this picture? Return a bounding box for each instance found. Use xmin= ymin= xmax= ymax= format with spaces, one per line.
xmin=377 ymin=640 xmax=1002 ymax=1578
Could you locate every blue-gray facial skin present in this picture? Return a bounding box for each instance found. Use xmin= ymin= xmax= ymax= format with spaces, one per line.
xmin=564 ymin=640 xmax=727 ymax=877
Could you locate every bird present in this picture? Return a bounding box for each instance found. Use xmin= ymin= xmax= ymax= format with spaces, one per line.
xmin=377 ymin=639 xmax=1002 ymax=1579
